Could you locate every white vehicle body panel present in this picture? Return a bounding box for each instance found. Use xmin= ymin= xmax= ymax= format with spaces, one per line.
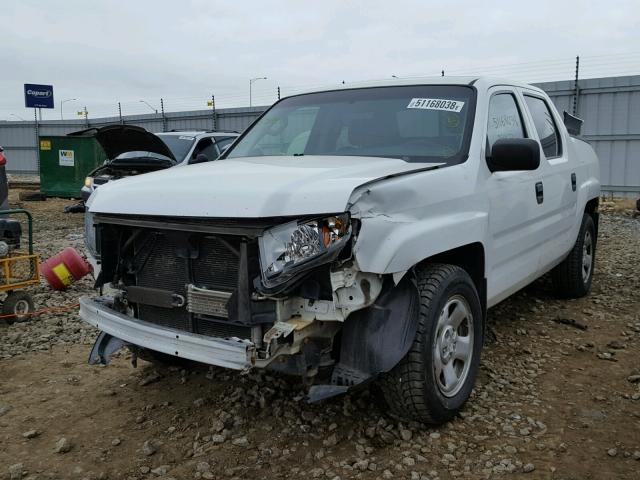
xmin=82 ymin=76 xmax=601 ymax=363
xmin=88 ymin=155 xmax=441 ymax=218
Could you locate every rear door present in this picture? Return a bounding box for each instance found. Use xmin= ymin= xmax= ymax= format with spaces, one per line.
xmin=484 ymin=88 xmax=548 ymax=305
xmin=520 ymin=91 xmax=577 ymax=273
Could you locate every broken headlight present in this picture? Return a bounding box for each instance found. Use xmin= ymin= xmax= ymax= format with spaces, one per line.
xmin=259 ymin=214 xmax=351 ymax=288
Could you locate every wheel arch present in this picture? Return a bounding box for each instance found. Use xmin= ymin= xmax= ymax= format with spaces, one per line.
xmin=311 ymin=244 xmax=487 ymax=402
xmin=417 ymin=242 xmax=487 ymax=322
xmin=584 ymin=196 xmax=599 ymax=243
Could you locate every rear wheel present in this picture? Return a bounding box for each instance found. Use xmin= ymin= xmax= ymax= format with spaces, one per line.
xmin=2 ymin=291 xmax=35 ymax=325
xmin=552 ymin=213 xmax=596 ymax=298
xmin=380 ymin=264 xmax=483 ymax=424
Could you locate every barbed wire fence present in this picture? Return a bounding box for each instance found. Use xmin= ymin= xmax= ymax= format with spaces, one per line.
xmin=2 ymin=52 xmax=640 ymax=123
xmin=1 ymin=52 xmax=640 ymax=194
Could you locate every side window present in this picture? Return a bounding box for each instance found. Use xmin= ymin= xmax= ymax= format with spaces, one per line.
xmin=192 ymin=138 xmax=218 ymax=163
xmin=486 ymin=93 xmax=526 ymax=150
xmin=524 ymin=95 xmax=561 ymax=158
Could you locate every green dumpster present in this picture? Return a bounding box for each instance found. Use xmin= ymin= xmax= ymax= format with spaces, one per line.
xmin=38 ymin=134 xmax=107 ymax=198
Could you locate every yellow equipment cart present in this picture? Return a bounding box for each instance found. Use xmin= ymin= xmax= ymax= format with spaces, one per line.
xmin=0 ymin=209 xmax=39 ymax=324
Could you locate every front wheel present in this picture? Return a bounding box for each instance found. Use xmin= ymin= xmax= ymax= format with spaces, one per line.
xmin=552 ymin=213 xmax=596 ymax=298
xmin=380 ymin=264 xmax=483 ymax=424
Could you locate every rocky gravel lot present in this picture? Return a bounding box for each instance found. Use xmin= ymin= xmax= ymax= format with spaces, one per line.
xmin=0 ymin=193 xmax=639 ymax=480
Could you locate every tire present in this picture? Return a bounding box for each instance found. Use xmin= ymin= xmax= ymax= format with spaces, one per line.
xmin=2 ymin=291 xmax=35 ymax=325
xmin=552 ymin=213 xmax=596 ymax=298
xmin=380 ymin=264 xmax=483 ymax=424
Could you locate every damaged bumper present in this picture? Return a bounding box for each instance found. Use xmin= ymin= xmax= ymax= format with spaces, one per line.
xmin=79 ymin=296 xmax=255 ymax=370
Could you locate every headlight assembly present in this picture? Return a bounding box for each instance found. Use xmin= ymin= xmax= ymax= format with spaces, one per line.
xmin=259 ymin=214 xmax=351 ymax=289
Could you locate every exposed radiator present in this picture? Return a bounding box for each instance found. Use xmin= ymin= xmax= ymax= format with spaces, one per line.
xmin=134 ymin=231 xmax=246 ymax=339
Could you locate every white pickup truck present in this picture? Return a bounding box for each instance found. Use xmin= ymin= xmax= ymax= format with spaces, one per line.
xmin=81 ymin=77 xmax=600 ymax=424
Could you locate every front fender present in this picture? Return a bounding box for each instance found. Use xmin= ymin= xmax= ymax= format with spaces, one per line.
xmin=354 ymin=210 xmax=488 ymax=274
xmin=347 ymin=162 xmax=488 ymax=275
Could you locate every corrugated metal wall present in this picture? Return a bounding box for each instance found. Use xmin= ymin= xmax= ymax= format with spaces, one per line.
xmin=1 ymin=75 xmax=639 ymax=194
xmin=534 ymin=75 xmax=640 ymax=194
xmin=0 ymin=107 xmax=265 ymax=174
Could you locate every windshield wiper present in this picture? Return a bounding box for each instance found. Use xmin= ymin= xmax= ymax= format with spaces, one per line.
xmin=292 ymin=153 xmax=304 ymax=157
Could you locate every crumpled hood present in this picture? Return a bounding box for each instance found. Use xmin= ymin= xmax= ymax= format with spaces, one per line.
xmin=88 ymin=156 xmax=441 ymax=218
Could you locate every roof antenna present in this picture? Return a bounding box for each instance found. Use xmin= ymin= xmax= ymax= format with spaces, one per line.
xmin=441 ymin=70 xmax=445 ymax=77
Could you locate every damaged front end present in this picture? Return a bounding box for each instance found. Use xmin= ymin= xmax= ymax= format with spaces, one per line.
xmin=81 ymin=212 xmax=419 ymax=400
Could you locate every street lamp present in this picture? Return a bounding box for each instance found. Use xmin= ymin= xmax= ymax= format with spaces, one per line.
xmin=249 ymin=77 xmax=267 ymax=107
xmin=60 ymin=98 xmax=78 ymax=120
xmin=139 ymin=100 xmax=158 ymax=113
xmin=9 ymin=114 xmax=25 ymax=121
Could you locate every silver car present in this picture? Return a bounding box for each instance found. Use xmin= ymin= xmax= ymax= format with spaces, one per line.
xmin=80 ymin=126 xmax=238 ymax=201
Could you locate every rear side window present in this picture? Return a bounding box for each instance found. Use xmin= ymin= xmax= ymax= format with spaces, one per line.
xmin=524 ymin=95 xmax=561 ymax=158
xmin=486 ymin=93 xmax=526 ymax=150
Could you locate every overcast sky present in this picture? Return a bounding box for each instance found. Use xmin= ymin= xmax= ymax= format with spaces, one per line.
xmin=2 ymin=0 xmax=639 ymax=120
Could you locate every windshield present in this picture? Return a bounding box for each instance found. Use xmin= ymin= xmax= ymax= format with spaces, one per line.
xmin=226 ymin=85 xmax=476 ymax=164
xmin=114 ymin=151 xmax=173 ymax=162
xmin=156 ymin=134 xmax=196 ymax=161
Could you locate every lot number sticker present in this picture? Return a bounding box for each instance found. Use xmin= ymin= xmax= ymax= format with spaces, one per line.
xmin=407 ymin=98 xmax=465 ymax=112
xmin=59 ymin=149 xmax=75 ymax=167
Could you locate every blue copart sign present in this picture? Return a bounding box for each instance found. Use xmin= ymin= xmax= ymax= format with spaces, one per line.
xmin=24 ymin=84 xmax=54 ymax=109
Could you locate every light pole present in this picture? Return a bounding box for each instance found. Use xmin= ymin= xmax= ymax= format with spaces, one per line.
xmin=249 ymin=77 xmax=267 ymax=107
xmin=60 ymin=98 xmax=77 ymax=120
xmin=10 ymin=114 xmax=25 ymax=121
xmin=139 ymin=100 xmax=158 ymax=113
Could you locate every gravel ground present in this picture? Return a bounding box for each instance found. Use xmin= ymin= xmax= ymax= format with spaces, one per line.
xmin=0 ymin=193 xmax=639 ymax=480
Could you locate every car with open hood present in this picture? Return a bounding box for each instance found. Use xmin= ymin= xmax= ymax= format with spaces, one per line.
xmin=81 ymin=77 xmax=600 ymax=424
xmin=79 ymin=126 xmax=238 ymax=201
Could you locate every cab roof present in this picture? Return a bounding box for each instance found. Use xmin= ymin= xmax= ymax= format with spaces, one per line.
xmin=158 ymin=130 xmax=240 ymax=137
xmin=290 ymin=76 xmax=545 ymax=96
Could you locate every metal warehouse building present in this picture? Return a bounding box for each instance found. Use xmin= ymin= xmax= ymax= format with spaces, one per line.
xmin=1 ymin=74 xmax=639 ymax=195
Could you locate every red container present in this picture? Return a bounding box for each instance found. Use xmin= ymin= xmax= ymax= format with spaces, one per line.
xmin=41 ymin=247 xmax=93 ymax=290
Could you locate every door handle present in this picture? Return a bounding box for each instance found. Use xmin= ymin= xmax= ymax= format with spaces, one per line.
xmin=535 ymin=182 xmax=544 ymax=204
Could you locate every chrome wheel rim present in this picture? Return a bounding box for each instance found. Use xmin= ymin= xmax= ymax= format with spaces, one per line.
xmin=433 ymin=295 xmax=474 ymax=398
xmin=14 ymin=299 xmax=30 ymax=317
xmin=582 ymin=230 xmax=593 ymax=283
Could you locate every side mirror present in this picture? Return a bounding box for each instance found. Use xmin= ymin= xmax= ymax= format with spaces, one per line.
xmin=487 ymin=138 xmax=540 ymax=173
xmin=191 ymin=153 xmax=209 ymax=164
